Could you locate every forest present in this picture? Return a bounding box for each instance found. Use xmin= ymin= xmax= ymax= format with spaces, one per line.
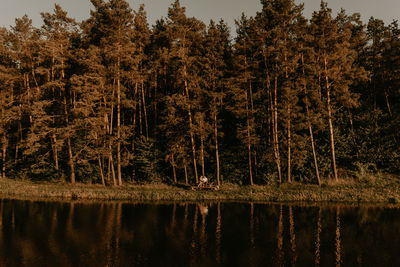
xmin=0 ymin=0 xmax=399 ymax=187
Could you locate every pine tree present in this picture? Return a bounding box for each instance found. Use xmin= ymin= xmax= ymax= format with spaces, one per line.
xmin=83 ymin=0 xmax=137 ymax=185
xmin=202 ymin=20 xmax=231 ymax=186
xmin=0 ymin=27 xmax=17 ymax=179
xmin=310 ymin=2 xmax=362 ymax=180
xmin=230 ymin=14 xmax=261 ymax=185
xmin=162 ymin=0 xmax=206 ymax=184
xmin=40 ymin=5 xmax=79 ymax=182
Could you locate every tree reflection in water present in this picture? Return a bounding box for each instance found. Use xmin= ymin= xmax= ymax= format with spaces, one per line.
xmin=0 ymin=200 xmax=398 ymax=266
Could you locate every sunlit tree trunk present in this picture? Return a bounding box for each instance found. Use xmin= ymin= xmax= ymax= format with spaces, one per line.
xmin=324 ymin=56 xmax=338 ymax=181
xmin=273 ymin=75 xmax=282 ymax=183
xmin=117 ymin=57 xmax=122 ymax=186
xmin=301 ymin=54 xmax=321 ymax=185
xmin=213 ymin=97 xmax=220 ymax=186
xmin=183 ymin=66 xmax=198 ymax=184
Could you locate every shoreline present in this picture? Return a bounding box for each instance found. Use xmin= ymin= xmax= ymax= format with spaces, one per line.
xmin=0 ymin=178 xmax=399 ymax=205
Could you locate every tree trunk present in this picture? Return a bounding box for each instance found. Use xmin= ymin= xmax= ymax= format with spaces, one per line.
xmin=302 ymin=53 xmax=321 ymax=185
xmin=117 ymin=60 xmax=122 ymax=186
xmin=384 ymin=88 xmax=392 ymax=116
xmin=108 ymin=142 xmax=117 ymax=186
xmin=1 ymin=135 xmax=7 ymax=179
xmin=324 ymin=57 xmax=338 ymax=181
xmin=61 ymin=54 xmax=75 ymax=184
xmin=63 ymin=90 xmax=75 ymax=183
xmin=171 ymin=154 xmax=177 ymax=183
xmin=184 ymin=74 xmax=198 ymax=184
xmin=52 ymin=132 xmax=59 ymax=170
xmin=141 ymin=82 xmax=149 ymax=139
xmin=287 ymin=105 xmax=292 ymax=183
xmin=67 ymin=137 xmax=75 ymax=184
xmin=249 ymin=82 xmax=257 ymax=180
xmin=184 ymin=164 xmax=188 ymax=185
xmin=307 ymin=110 xmax=321 ymax=185
xmin=213 ymin=98 xmax=220 ymax=186
xmin=273 ymin=75 xmax=282 ymax=183
xmin=132 ymin=83 xmax=138 ymax=180
xmin=138 ymin=83 xmax=143 ymax=136
xmin=98 ymin=156 xmax=105 ymax=186
xmin=245 ymin=90 xmax=253 ymax=186
xmin=201 ymin=133 xmax=205 ymax=177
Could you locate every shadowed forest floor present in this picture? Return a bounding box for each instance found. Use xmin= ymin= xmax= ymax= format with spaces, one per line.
xmin=0 ymin=175 xmax=399 ymax=204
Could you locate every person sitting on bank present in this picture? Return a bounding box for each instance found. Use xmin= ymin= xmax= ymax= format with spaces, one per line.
xmin=199 ymin=175 xmax=208 ymax=186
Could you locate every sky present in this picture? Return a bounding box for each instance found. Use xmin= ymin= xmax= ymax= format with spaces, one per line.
xmin=1 ymin=0 xmax=399 ymax=33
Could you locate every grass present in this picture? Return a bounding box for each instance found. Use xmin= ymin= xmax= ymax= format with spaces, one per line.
xmin=0 ymin=173 xmax=399 ymax=204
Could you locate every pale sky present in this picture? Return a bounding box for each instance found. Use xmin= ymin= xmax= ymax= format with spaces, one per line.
xmin=1 ymin=0 xmax=399 ymax=33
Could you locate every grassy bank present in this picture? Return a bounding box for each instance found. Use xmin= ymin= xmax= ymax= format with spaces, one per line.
xmin=0 ymin=174 xmax=399 ymax=204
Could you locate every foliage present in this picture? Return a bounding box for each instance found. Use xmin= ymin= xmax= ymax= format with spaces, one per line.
xmin=0 ymin=0 xmax=399 ymax=189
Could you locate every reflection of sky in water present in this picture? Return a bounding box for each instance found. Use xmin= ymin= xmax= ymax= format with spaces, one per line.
xmin=0 ymin=200 xmax=399 ymax=266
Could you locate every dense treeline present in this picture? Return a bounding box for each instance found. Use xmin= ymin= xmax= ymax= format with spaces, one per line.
xmin=0 ymin=0 xmax=399 ymax=186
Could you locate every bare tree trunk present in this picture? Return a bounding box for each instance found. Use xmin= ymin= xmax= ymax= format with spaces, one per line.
xmin=201 ymin=133 xmax=205 ymax=177
xmin=184 ymin=164 xmax=188 ymax=185
xmin=245 ymin=90 xmax=253 ymax=186
xmin=1 ymin=135 xmax=7 ymax=179
xmin=67 ymin=138 xmax=75 ymax=184
xmin=108 ymin=141 xmax=117 ymax=186
xmin=52 ymin=132 xmax=59 ymax=170
xmin=213 ymin=98 xmax=220 ymax=186
xmin=132 ymin=83 xmax=138 ymax=180
xmin=384 ymin=88 xmax=392 ymax=116
xmin=302 ymin=54 xmax=321 ymax=185
xmin=184 ymin=75 xmax=198 ymax=184
xmin=15 ymin=121 xmax=23 ymax=162
xmin=63 ymin=90 xmax=75 ymax=184
xmin=327 ymin=97 xmax=337 ymax=179
xmin=141 ymin=82 xmax=149 ymax=139
xmin=108 ymin=79 xmax=116 ymax=186
xmin=327 ymin=89 xmax=338 ymax=181
xmin=307 ymin=111 xmax=321 ymax=185
xmin=61 ymin=55 xmax=75 ymax=184
xmin=98 ymin=157 xmax=105 ymax=186
xmin=171 ymin=154 xmax=177 ymax=183
xmin=324 ymin=57 xmax=338 ymax=181
xmin=287 ymin=106 xmax=292 ymax=183
xmin=117 ymin=60 xmax=122 ymax=186
xmin=249 ymin=82 xmax=257 ymax=180
xmin=154 ymin=72 xmax=158 ymax=131
xmin=273 ymin=75 xmax=282 ymax=183
xmin=138 ymin=86 xmax=143 ymax=136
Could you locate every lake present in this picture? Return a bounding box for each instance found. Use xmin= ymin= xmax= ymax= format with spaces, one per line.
xmin=0 ymin=200 xmax=399 ymax=266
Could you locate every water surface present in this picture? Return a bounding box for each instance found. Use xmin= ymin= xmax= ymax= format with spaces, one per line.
xmin=0 ymin=200 xmax=399 ymax=266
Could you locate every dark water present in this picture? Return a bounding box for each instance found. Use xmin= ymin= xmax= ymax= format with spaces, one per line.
xmin=0 ymin=200 xmax=399 ymax=267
